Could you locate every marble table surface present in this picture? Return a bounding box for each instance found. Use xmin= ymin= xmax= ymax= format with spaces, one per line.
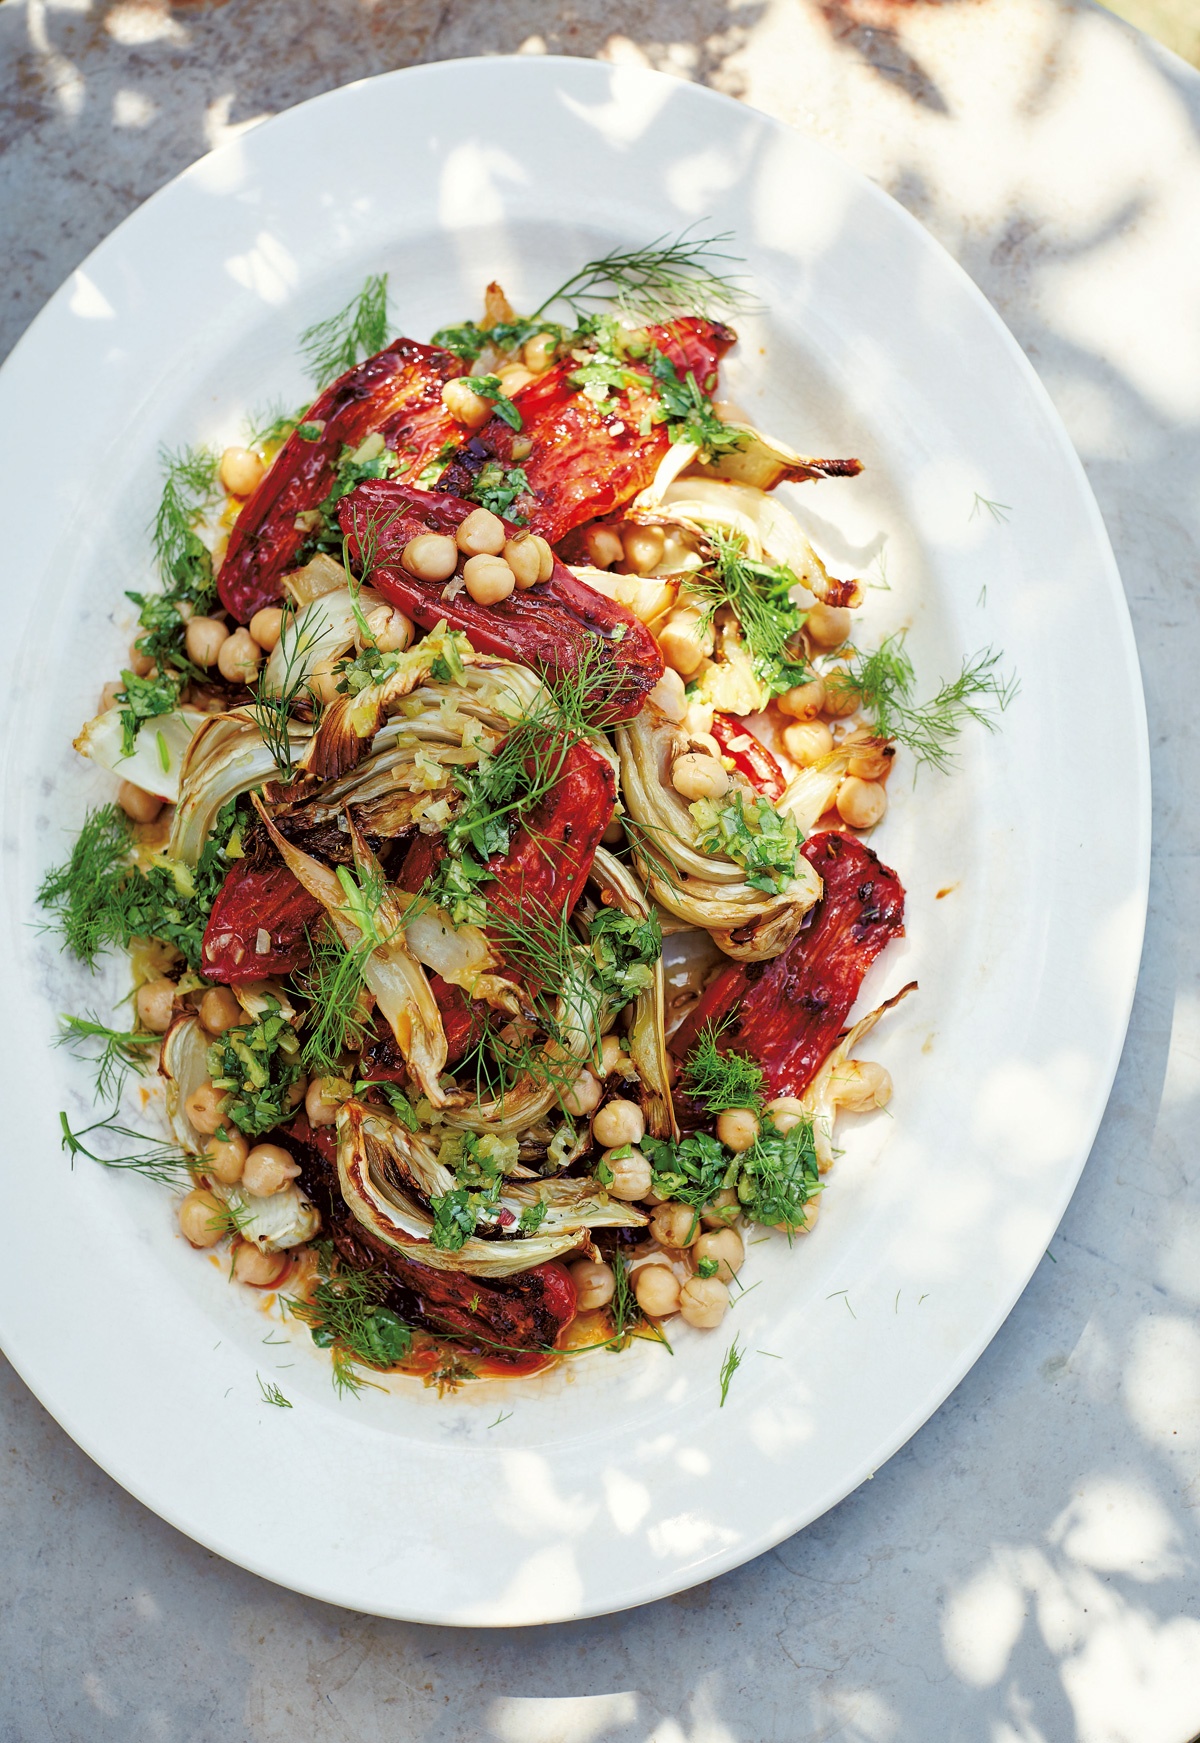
xmin=2 ymin=2 xmax=1199 ymax=1738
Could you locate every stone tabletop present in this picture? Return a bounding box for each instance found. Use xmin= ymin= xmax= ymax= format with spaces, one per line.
xmin=2 ymin=3 xmax=1199 ymax=1738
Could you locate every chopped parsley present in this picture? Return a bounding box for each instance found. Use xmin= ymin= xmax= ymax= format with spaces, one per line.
xmin=647 ymin=348 xmax=745 ymax=460
xmin=469 ymin=461 xmax=530 ymax=519
xmin=460 ymin=374 xmax=523 ymax=430
xmin=689 ymin=788 xmax=803 ymax=894
xmin=115 ymin=667 xmax=183 ymax=757
xmin=642 ymin=1113 xmax=821 ymax=1236
xmin=586 ymin=908 xmax=662 ymax=1011
xmin=207 ymin=995 xmax=304 ymax=1138
xmin=430 ymin=1131 xmax=521 ymax=1248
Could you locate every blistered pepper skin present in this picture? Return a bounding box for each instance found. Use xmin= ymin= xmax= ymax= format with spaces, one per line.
xmin=339 ymin=481 xmax=663 ymax=724
xmin=200 ymin=859 xmax=322 ymax=984
xmin=216 ymin=338 xmax=465 ymax=623
xmin=670 ymin=831 xmax=905 ymax=1096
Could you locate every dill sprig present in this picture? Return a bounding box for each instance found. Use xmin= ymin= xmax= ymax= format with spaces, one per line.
xmin=257 ymin=1375 xmax=293 ymax=1408
xmin=680 ymin=1019 xmax=765 ymax=1114
xmin=298 ymin=920 xmax=376 ymax=1077
xmin=59 ymin=1108 xmax=194 ymax=1187
xmin=530 ymin=226 xmax=750 ymax=325
xmin=718 ymin=1335 xmax=745 ymax=1406
xmin=686 ymin=530 xmax=810 ymax=694
xmin=834 ymin=634 xmax=1017 ymax=774
xmin=246 ymin=402 xmax=302 ymax=452
xmin=152 ymin=445 xmax=221 ymax=604
xmin=56 ymin=1014 xmax=161 ymax=1101
xmin=248 ymin=601 xmax=317 ymax=776
xmin=285 ymin=1243 xmax=412 ymax=1396
xmin=300 ymin=274 xmax=391 ymax=389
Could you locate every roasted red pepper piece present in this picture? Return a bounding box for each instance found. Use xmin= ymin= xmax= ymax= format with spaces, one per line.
xmin=710 ymin=714 xmax=787 ymax=802
xmin=339 ymin=480 xmax=663 ymax=723
xmin=670 ymin=831 xmax=905 ymax=1096
xmin=216 ymin=338 xmax=465 ymax=622
xmin=398 ymin=735 xmax=617 ymax=990
xmin=200 ymin=858 xmax=322 ymax=985
xmin=436 ymin=316 xmax=737 ymax=544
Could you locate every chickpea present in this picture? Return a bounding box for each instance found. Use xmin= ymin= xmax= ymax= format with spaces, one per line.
xmin=584 ymin=525 xmax=624 ymax=570
xmin=99 ymin=680 xmax=123 ymax=713
xmin=783 ymin=720 xmax=835 ymax=766
xmin=791 ymin=1195 xmax=820 ymax=1234
xmin=634 ymin=1264 xmax=681 ymax=1318
xmin=651 ymin=1201 xmax=702 ymax=1249
xmin=216 ymin=627 xmax=262 ymax=685
xmin=531 ymin=535 xmax=555 ymax=582
xmin=522 ymin=331 xmax=559 ymax=374
xmin=455 ymin=507 xmax=507 ymax=557
xmin=118 ymin=782 xmax=163 ymax=824
xmin=248 ymin=607 xmax=284 ymax=652
xmin=601 ymin=817 xmax=625 ymax=845
xmin=671 ymin=753 xmax=729 ymax=802
xmin=462 ymin=554 xmax=516 ymax=606
xmin=822 ymin=670 xmax=859 ymax=718
xmin=623 ymin=525 xmax=665 ymax=575
xmin=199 ymin=985 xmax=242 ymax=1035
xmin=178 ymin=1188 xmax=226 ymax=1248
xmin=231 ymin=1240 xmax=288 ymax=1287
xmin=219 ymin=445 xmax=266 ymax=498
xmin=362 ymin=603 xmax=414 ymax=652
xmin=829 ymin=1058 xmax=893 ymax=1113
xmin=305 ymin=1075 xmax=348 ymax=1127
xmin=401 ymin=532 xmax=458 ymax=583
xmin=203 ymin=1129 xmax=248 ymax=1186
xmin=135 ymin=977 xmax=175 ymax=1032
xmin=836 ymin=777 xmax=887 ymax=830
xmin=693 ymin=1227 xmax=744 ymax=1284
xmin=658 ymin=607 xmax=714 ymax=679
xmin=242 ymin=1143 xmax=301 ymax=1197
xmin=844 ymin=735 xmax=893 ymax=781
xmin=211 ymin=532 xmax=229 ymax=570
xmin=504 ymin=534 xmax=543 ymax=590
xmin=778 ymin=677 xmax=826 ymax=720
xmin=285 ymin=1075 xmax=307 ymax=1113
xmin=599 ymin=1034 xmax=626 ymax=1077
xmin=765 ymin=1095 xmax=807 ymax=1135
xmin=496 ymin=365 xmax=535 ymax=396
xmin=569 ymin=1258 xmax=615 ymax=1311
xmin=127 ymin=641 xmax=155 ymax=678
xmin=305 ymin=656 xmax=344 ymax=706
xmin=605 ymin=1147 xmax=652 ymax=1201
xmin=562 ymin=1067 xmax=602 ymax=1118
xmin=716 ymin=1108 xmax=759 ymax=1153
xmin=700 ymin=1187 xmax=741 ymax=1230
xmin=646 ymin=666 xmax=687 ymax=722
xmin=287 ymin=1245 xmax=320 ymax=1302
xmin=679 ymin=1274 xmax=730 ymax=1329
xmin=592 ymin=1098 xmax=645 ymax=1149
xmin=185 ymin=1082 xmax=228 ymax=1136
xmin=185 ymin=615 xmax=230 ymax=669
xmin=442 ymin=378 xmax=492 ymax=429
xmin=807 ymin=601 xmax=852 ymax=649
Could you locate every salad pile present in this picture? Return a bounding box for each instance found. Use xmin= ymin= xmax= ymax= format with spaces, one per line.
xmin=42 ymin=236 xmax=1010 ymax=1395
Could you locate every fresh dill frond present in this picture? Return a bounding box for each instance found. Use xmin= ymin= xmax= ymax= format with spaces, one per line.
xmin=285 ymin=1243 xmax=412 ymax=1396
xmin=680 ymin=1019 xmax=765 ymax=1114
xmin=686 ymin=530 xmax=810 ymax=695
xmin=248 ymin=601 xmax=315 ymax=776
xmin=300 ymin=274 xmax=391 ymax=389
xmin=298 ymin=921 xmax=376 ymax=1077
xmin=530 ymin=226 xmax=750 ymax=325
xmin=718 ymin=1335 xmax=745 ymax=1406
xmin=59 ymin=1108 xmax=193 ymax=1187
xmin=487 ymin=1409 xmax=513 ymax=1429
xmin=835 ymin=634 xmax=1018 ymax=774
xmin=152 ymin=445 xmax=221 ymax=605
xmin=246 ymin=402 xmax=302 ymax=452
xmin=56 ymin=1014 xmax=161 ymax=1101
xmin=971 ymin=492 xmax=1012 ymax=523
xmin=257 ymin=1375 xmax=293 ymax=1408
